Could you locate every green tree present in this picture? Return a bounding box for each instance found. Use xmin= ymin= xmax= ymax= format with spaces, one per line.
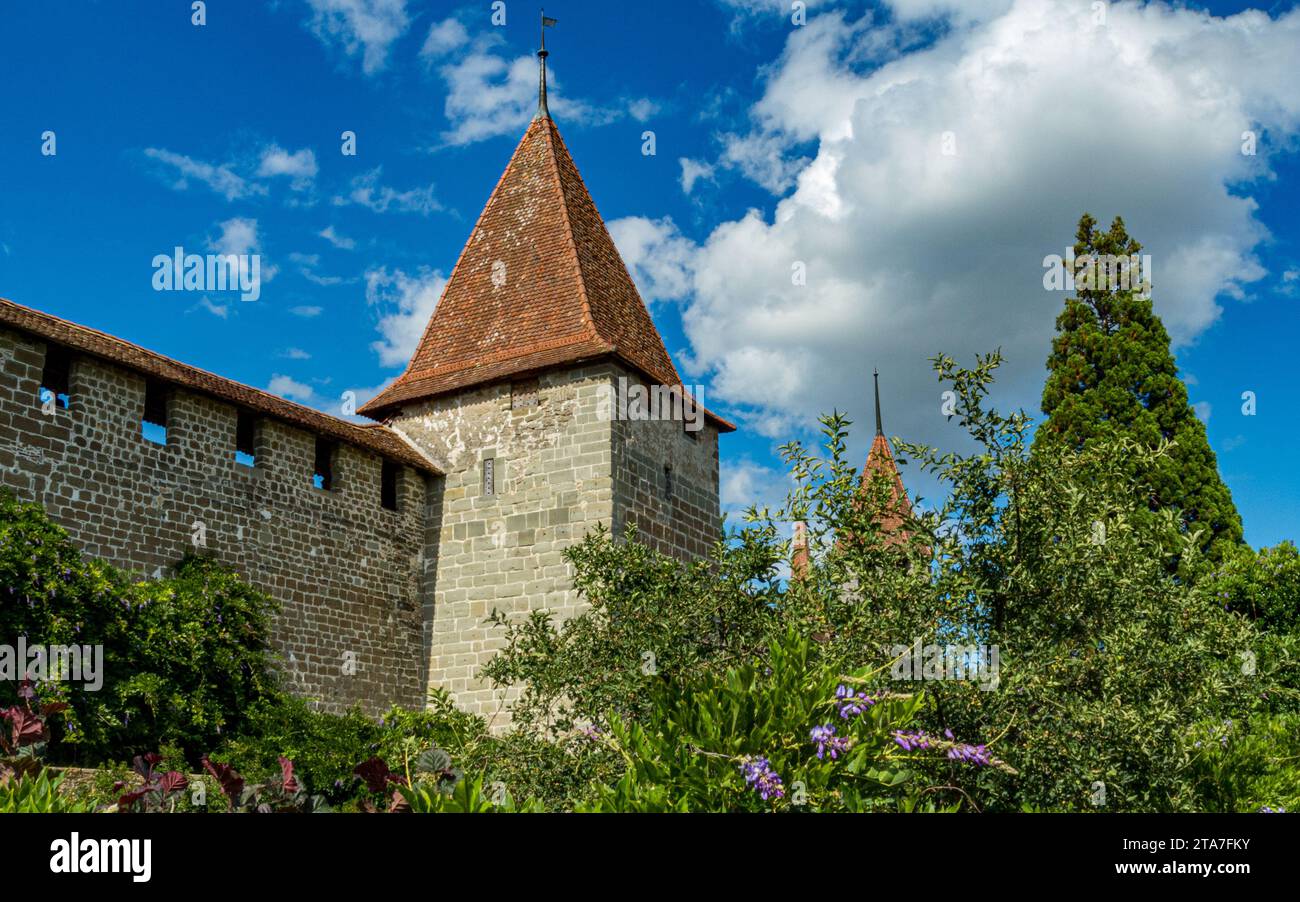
xmin=1034 ymin=213 xmax=1243 ymax=561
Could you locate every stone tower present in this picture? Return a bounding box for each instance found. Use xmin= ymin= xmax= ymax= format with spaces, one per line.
xmin=358 ymin=71 xmax=733 ymax=717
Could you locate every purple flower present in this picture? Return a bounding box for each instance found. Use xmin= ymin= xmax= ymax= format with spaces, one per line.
xmin=946 ymin=742 xmax=995 ymax=767
xmin=810 ymin=725 xmax=852 ymax=760
xmin=739 ymin=756 xmax=785 ymax=801
xmin=835 ymin=684 xmax=879 ymax=718
xmin=891 ymin=729 xmax=934 ymax=751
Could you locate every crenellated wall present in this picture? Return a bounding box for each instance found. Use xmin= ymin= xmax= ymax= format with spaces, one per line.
xmin=0 ymin=325 xmax=725 ymax=723
xmin=0 ymin=326 xmax=435 ymax=714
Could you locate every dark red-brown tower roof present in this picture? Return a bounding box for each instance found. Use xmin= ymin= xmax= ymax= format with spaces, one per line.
xmin=358 ymin=117 xmax=732 ymax=430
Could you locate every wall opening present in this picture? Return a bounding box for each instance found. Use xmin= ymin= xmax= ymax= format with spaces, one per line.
xmin=142 ymin=379 xmax=169 ymax=445
xmin=313 ymin=438 xmax=335 ymax=490
xmin=482 ymin=457 xmax=496 ymax=496
xmin=381 ymin=460 xmax=399 ymax=511
xmin=664 ymin=463 xmax=674 ymax=500
xmin=38 ymin=344 xmax=72 ymax=411
xmin=235 ymin=410 xmax=257 ymax=467
xmin=511 ymin=377 xmax=539 ymax=410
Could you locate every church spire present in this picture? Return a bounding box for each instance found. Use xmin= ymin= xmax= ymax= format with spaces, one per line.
xmin=873 ymin=368 xmax=883 ymax=436
xmin=535 ymin=11 xmax=558 ymax=121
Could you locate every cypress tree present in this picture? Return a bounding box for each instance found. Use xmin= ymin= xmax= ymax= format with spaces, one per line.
xmin=1034 ymin=214 xmax=1243 ymax=561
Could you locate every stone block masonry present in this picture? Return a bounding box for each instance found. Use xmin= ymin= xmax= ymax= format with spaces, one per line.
xmin=391 ymin=361 xmax=722 ymax=721
xmin=0 ymin=326 xmax=433 ymax=715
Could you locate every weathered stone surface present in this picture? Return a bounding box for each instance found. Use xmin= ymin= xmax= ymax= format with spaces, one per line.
xmin=1 ymin=330 xmax=723 ymax=724
xmin=0 ymin=328 xmax=431 ymax=715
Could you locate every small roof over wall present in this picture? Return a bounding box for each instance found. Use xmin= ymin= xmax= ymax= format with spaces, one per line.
xmin=0 ymin=296 xmax=441 ymax=475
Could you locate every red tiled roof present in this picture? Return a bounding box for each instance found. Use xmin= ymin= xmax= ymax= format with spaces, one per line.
xmin=860 ymin=433 xmax=915 ymax=541
xmin=0 ymin=296 xmax=441 ymax=474
xmin=358 ymin=117 xmax=734 ymax=432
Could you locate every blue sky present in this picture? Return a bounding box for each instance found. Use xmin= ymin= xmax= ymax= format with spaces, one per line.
xmin=0 ymin=0 xmax=1296 ymax=547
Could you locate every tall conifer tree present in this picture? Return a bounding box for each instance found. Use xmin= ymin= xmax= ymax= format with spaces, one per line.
xmin=1034 ymin=214 xmax=1243 ymax=560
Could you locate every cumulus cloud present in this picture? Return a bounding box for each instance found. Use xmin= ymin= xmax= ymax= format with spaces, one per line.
xmin=679 ymin=157 xmax=717 ymax=195
xmin=721 ymin=457 xmax=793 ymax=522
xmin=208 ymin=217 xmax=278 ymax=284
xmin=644 ymin=1 xmax=1299 ymax=473
xmin=420 ymin=16 xmax=469 ymax=57
xmin=257 ymin=145 xmax=318 ymax=190
xmin=268 ymin=374 xmax=317 ymax=404
xmin=365 ymin=266 xmax=448 ymax=367
xmin=304 ymin=0 xmax=410 ymax=75
xmin=609 ymin=216 xmax=699 ymax=304
xmin=422 ymin=17 xmax=659 ymax=146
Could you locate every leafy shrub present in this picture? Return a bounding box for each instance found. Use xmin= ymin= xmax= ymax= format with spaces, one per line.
xmin=202 ymin=755 xmax=329 ymax=813
xmin=483 ymin=524 xmax=781 ymax=734
xmin=400 ymin=774 xmax=544 ymax=813
xmin=577 ymin=629 xmax=997 ymax=812
xmin=211 ymin=695 xmax=381 ymax=803
xmin=0 ymin=770 xmax=90 ymax=813
xmin=1189 ymin=712 xmax=1300 ymax=812
xmin=1202 ymin=542 xmax=1300 ymax=636
xmin=0 ymin=490 xmax=283 ymax=765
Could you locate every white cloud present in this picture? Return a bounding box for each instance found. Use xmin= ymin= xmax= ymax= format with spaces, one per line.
xmin=637 ymin=2 xmax=1300 ymax=477
xmin=208 ymin=217 xmax=278 ymax=283
xmin=145 ymin=143 xmax=319 ymax=199
xmin=425 ymin=24 xmax=653 ymax=146
xmin=365 ymin=266 xmax=447 ymax=367
xmin=143 ymin=148 xmax=266 ymax=201
xmin=319 ymin=225 xmax=356 ymax=249
xmin=304 ymin=0 xmax=410 ymax=75
xmin=1194 ymin=401 xmax=1213 ymax=424
xmin=335 ymin=167 xmax=442 ymax=215
xmin=289 ymin=251 xmax=347 ymax=286
xmin=609 ymin=216 xmax=698 ymax=304
xmin=886 ymin=0 xmax=1013 ymax=24
xmin=628 ymin=98 xmax=660 ymax=122
xmin=291 ymin=305 xmax=324 ymax=318
xmin=679 ymin=157 xmax=716 ymax=195
xmin=421 ymin=17 xmax=469 ymax=57
xmin=196 ymin=297 xmax=229 ymax=319
xmin=281 ymin=347 xmax=312 ymax=360
xmin=721 ymin=457 xmax=792 ymax=521
xmin=257 ymin=145 xmax=319 ymax=190
xmin=268 ymin=374 xmax=317 ymax=404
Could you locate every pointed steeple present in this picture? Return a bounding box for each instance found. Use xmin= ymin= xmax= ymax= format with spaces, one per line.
xmin=359 ymin=110 xmax=733 ymax=431
xmin=859 ymin=371 xmax=914 ymax=544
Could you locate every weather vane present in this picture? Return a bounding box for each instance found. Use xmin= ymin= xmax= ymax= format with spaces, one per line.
xmin=536 ymin=10 xmax=558 ymax=120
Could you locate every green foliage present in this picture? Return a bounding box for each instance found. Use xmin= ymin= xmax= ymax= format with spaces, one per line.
xmin=399 ymin=774 xmax=544 ymax=813
xmin=1188 ymin=712 xmax=1300 ymax=812
xmin=208 ymin=695 xmax=379 ymax=803
xmin=0 ymin=489 xmax=283 ymax=764
xmin=1034 ymin=214 xmax=1243 ymax=561
xmin=1202 ymin=542 xmax=1300 ymax=635
xmin=481 ymin=350 xmax=1268 ymax=812
xmin=894 ymin=351 xmax=1258 ymax=811
xmin=482 ymin=523 xmax=781 ymax=732
xmin=578 ymin=629 xmax=984 ymax=812
xmin=0 ymin=770 xmax=92 ymax=813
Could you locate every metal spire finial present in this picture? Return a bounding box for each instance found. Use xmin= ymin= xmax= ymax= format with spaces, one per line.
xmin=873 ymin=369 xmax=883 ymax=436
xmin=535 ymin=10 xmax=558 ymax=120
